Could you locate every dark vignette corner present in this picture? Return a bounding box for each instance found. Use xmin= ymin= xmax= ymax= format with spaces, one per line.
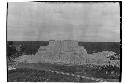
xmin=119 ymin=1 xmax=122 ymax=82
xmin=6 ymin=2 xmax=8 ymax=82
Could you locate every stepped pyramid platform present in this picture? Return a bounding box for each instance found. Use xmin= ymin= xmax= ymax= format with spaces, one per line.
xmin=35 ymin=40 xmax=88 ymax=64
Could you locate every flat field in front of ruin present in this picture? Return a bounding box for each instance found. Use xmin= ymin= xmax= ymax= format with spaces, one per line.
xmin=8 ymin=67 xmax=98 ymax=82
xmin=8 ymin=62 xmax=120 ymax=82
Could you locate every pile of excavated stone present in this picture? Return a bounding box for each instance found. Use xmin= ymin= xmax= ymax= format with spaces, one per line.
xmin=15 ymin=40 xmax=119 ymax=66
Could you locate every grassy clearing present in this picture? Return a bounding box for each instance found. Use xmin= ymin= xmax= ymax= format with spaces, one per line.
xmin=8 ymin=68 xmax=97 ymax=82
xmin=8 ymin=63 xmax=120 ymax=82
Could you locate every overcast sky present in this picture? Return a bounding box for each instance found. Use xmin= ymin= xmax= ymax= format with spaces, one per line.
xmin=7 ymin=2 xmax=120 ymax=42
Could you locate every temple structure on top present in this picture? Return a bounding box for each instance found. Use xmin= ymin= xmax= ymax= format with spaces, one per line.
xmin=48 ymin=40 xmax=79 ymax=52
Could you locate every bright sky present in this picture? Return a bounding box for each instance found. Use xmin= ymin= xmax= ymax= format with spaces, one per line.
xmin=7 ymin=2 xmax=120 ymax=42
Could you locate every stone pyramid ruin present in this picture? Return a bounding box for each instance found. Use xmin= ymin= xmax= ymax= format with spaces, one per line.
xmin=15 ymin=40 xmax=119 ymax=66
xmin=35 ymin=40 xmax=88 ymax=65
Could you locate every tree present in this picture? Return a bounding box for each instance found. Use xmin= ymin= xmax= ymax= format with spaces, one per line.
xmin=7 ymin=42 xmax=17 ymax=61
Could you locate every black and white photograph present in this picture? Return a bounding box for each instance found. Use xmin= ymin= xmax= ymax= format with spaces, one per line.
xmin=7 ymin=1 xmax=121 ymax=82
